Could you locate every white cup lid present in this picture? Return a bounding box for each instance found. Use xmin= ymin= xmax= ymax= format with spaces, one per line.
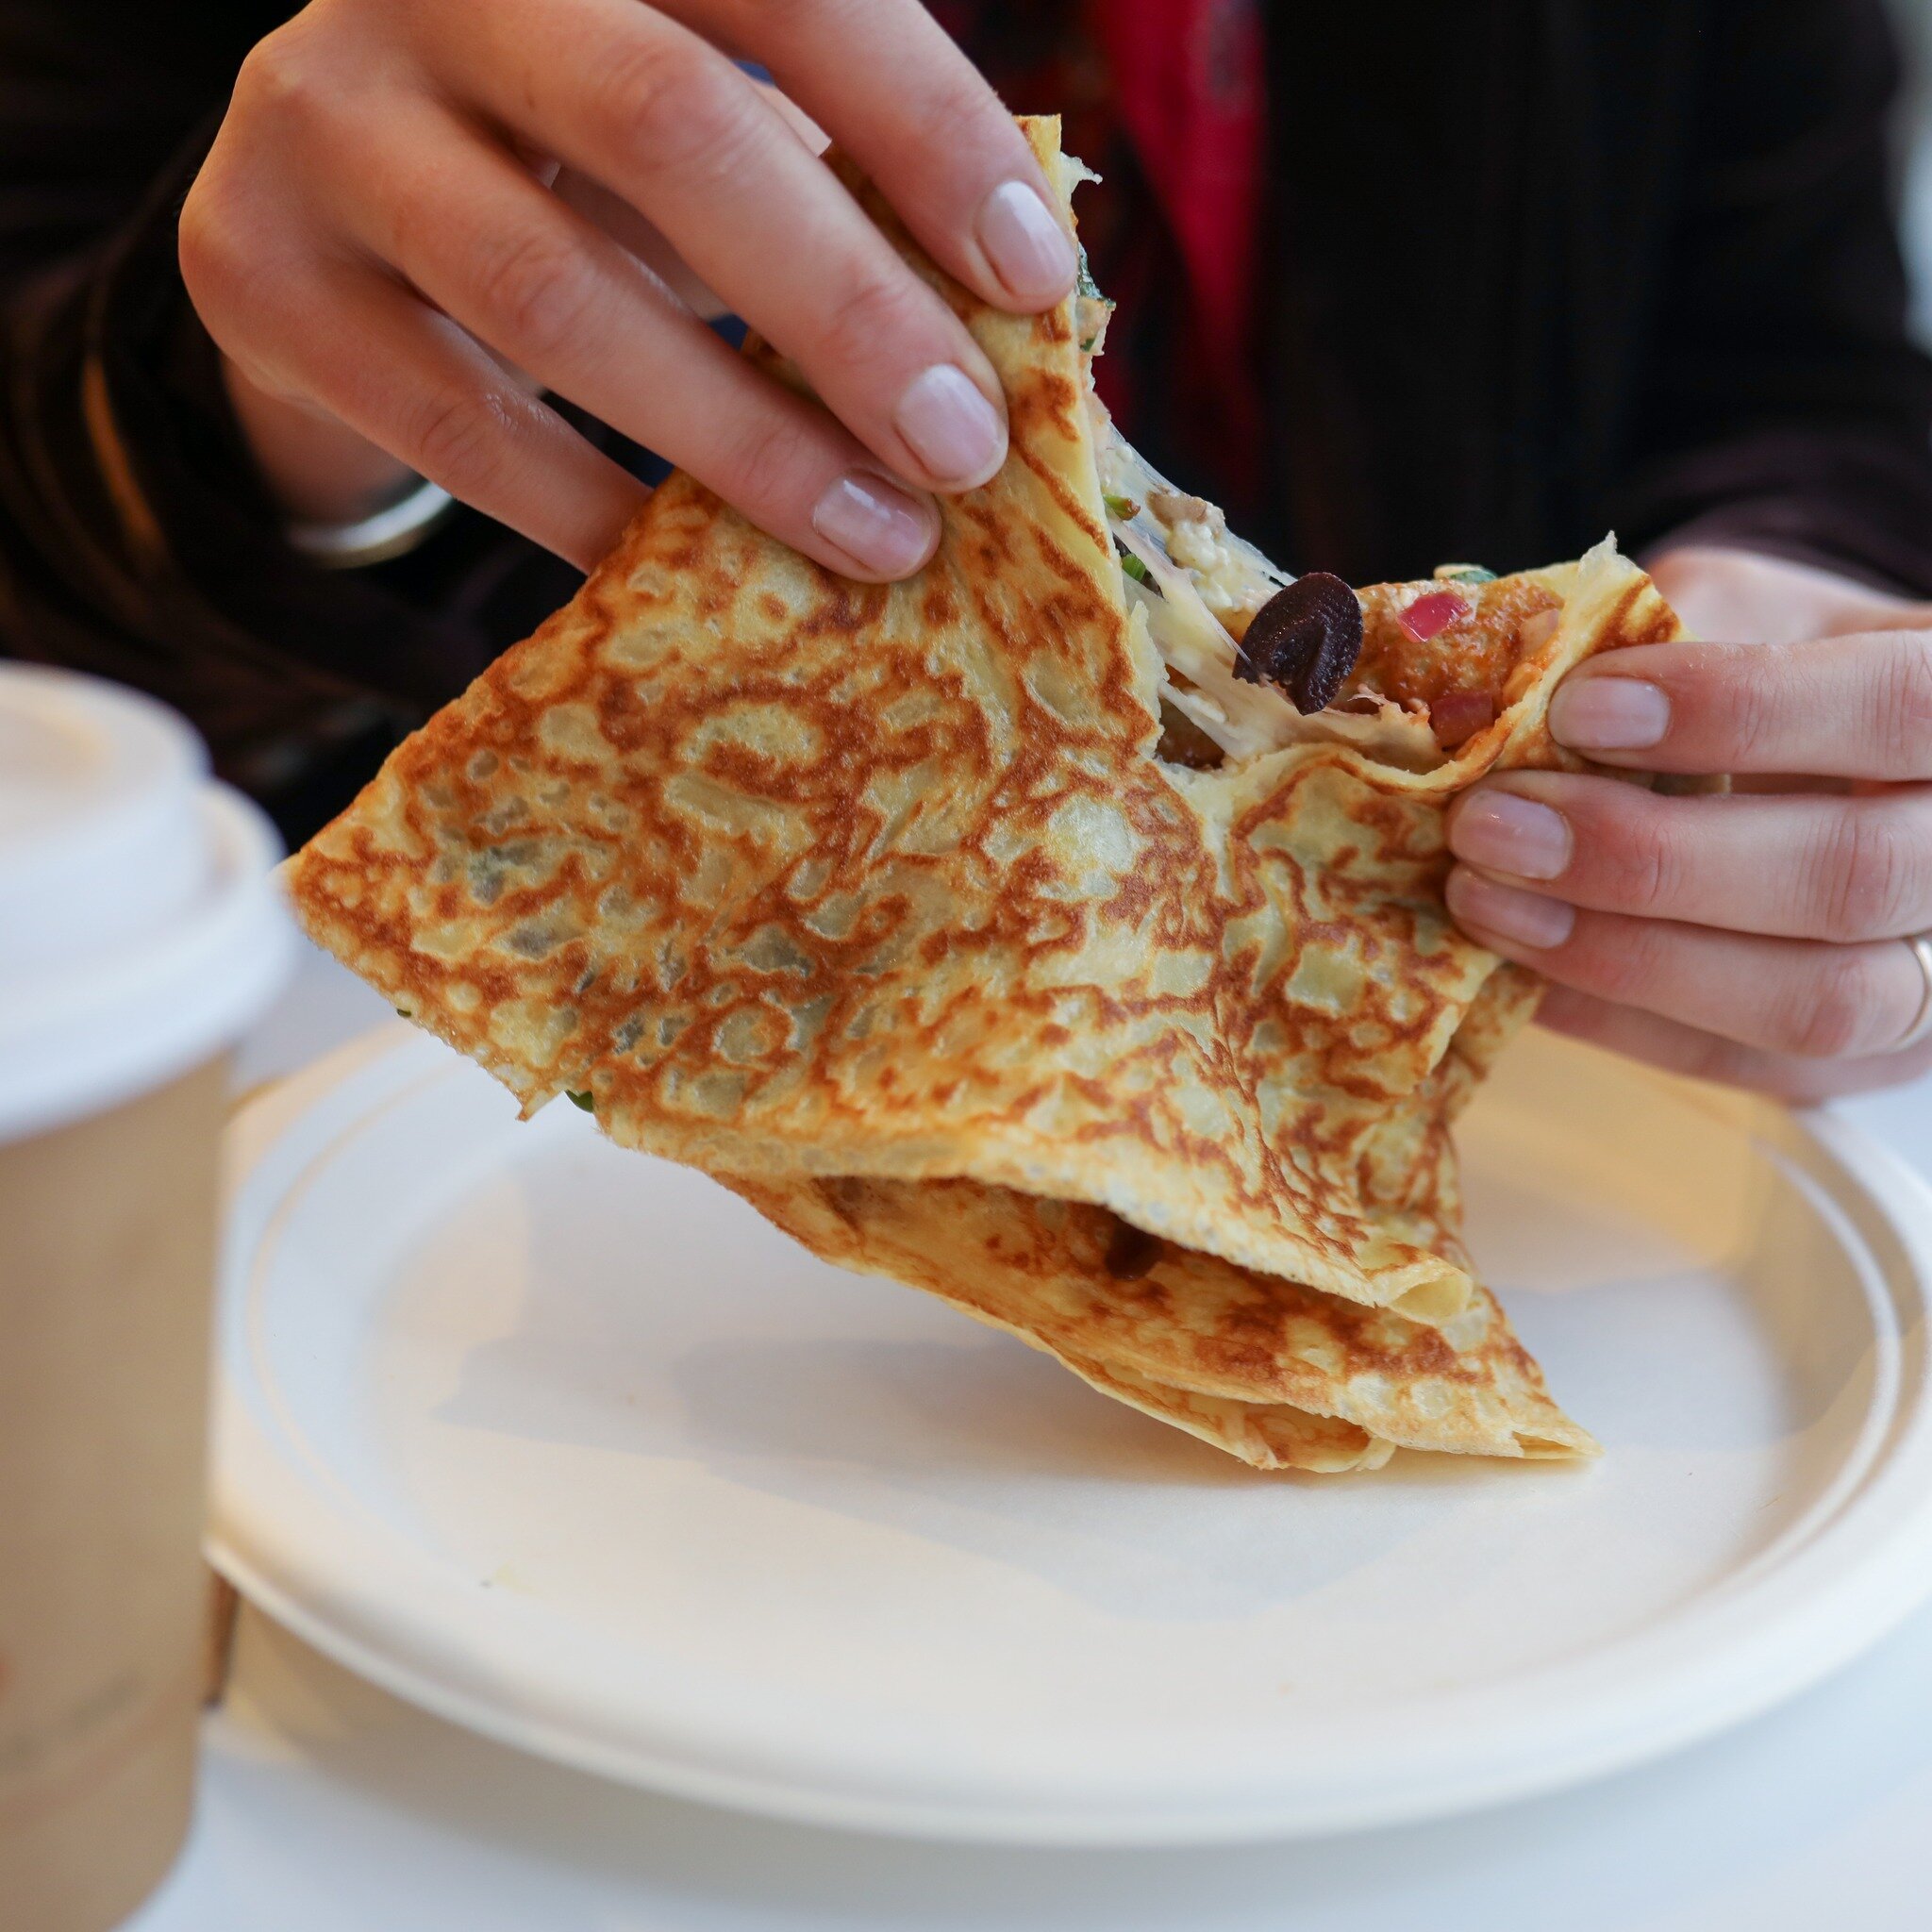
xmin=0 ymin=666 xmax=293 ymax=1142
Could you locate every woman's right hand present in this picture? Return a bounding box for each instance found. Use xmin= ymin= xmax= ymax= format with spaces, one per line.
xmin=180 ymin=0 xmax=1076 ymax=576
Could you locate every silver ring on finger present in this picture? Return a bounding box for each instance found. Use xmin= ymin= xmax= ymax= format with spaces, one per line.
xmin=1898 ymin=932 xmax=1932 ymax=1053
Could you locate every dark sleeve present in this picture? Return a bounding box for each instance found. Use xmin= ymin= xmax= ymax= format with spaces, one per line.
xmin=1611 ymin=0 xmax=1932 ymax=596
xmin=0 ymin=0 xmax=553 ymax=843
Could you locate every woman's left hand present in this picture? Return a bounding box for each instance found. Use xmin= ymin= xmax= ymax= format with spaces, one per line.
xmin=1444 ymin=546 xmax=1932 ymax=1102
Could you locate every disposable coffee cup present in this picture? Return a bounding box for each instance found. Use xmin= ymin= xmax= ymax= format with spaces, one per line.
xmin=0 ymin=667 xmax=290 ymax=1932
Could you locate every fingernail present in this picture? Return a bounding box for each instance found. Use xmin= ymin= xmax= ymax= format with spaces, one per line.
xmin=809 ymin=471 xmax=934 ymax=577
xmin=1551 ymin=676 xmax=1671 ymax=751
xmin=1449 ymin=790 xmax=1572 ymax=880
xmin=975 ymin=179 xmax=1077 ymax=305
xmin=1446 ymin=867 xmax=1577 ymax=950
xmin=894 ymin=364 xmax=1007 ymax=489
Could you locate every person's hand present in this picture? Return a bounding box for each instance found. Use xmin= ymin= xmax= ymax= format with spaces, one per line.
xmin=180 ymin=0 xmax=1078 ymax=575
xmin=1443 ymin=546 xmax=1932 ymax=1102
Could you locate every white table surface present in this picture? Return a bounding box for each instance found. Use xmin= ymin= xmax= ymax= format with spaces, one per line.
xmin=131 ymin=940 xmax=1932 ymax=1932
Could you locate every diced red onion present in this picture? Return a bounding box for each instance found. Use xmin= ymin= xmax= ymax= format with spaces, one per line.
xmin=1430 ymin=690 xmax=1498 ymax=747
xmin=1398 ymin=590 xmax=1468 ymax=643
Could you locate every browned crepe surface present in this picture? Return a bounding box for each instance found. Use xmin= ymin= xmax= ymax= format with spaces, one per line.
xmin=287 ymin=119 xmax=1682 ymax=1470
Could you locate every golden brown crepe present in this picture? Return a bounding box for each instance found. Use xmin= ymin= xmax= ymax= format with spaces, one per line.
xmin=287 ymin=118 xmax=1684 ymax=1473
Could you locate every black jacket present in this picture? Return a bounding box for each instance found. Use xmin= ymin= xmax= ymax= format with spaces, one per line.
xmin=3 ymin=0 xmax=1928 ymax=842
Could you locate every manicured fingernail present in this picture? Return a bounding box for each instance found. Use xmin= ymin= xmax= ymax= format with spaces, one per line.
xmin=975 ymin=179 xmax=1077 ymax=305
xmin=1551 ymin=676 xmax=1671 ymax=751
xmin=809 ymin=471 xmax=934 ymax=577
xmin=1449 ymin=790 xmax=1572 ymax=880
xmin=1446 ymin=867 xmax=1577 ymax=950
xmin=894 ymin=364 xmax=1007 ymax=488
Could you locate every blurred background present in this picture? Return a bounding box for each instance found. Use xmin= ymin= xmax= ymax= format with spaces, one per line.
xmin=1890 ymin=0 xmax=1932 ymax=341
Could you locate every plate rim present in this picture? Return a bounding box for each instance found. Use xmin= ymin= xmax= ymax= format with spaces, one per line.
xmin=208 ymin=1025 xmax=1932 ymax=1845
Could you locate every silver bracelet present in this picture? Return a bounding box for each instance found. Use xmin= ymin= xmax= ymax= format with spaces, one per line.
xmin=287 ymin=477 xmax=455 ymax=570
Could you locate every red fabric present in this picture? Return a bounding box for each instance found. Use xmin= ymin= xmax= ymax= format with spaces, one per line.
xmin=1088 ymin=0 xmax=1266 ymax=486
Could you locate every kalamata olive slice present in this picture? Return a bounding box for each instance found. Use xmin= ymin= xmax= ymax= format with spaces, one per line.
xmin=1233 ymin=572 xmax=1364 ymax=714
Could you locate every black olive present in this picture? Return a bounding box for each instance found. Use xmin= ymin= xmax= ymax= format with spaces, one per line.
xmin=1234 ymin=572 xmax=1365 ymax=714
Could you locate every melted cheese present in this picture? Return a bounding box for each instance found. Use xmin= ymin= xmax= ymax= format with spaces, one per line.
xmin=1093 ymin=410 xmax=1443 ymax=770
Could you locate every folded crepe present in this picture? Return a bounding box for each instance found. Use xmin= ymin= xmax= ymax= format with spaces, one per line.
xmin=287 ymin=117 xmax=1686 ymax=1474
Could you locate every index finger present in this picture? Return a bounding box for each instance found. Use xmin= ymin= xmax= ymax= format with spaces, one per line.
xmin=422 ymin=0 xmax=1015 ymax=496
xmin=673 ymin=0 xmax=1078 ymax=310
xmin=1547 ymin=630 xmax=1932 ymax=782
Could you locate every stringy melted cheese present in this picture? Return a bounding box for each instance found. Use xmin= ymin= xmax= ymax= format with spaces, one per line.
xmin=1064 ymin=150 xmax=1548 ymax=775
xmin=1091 ymin=406 xmax=1448 ymax=770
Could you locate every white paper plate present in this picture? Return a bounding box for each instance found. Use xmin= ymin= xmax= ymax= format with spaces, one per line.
xmin=209 ymin=1024 xmax=1932 ymax=1845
